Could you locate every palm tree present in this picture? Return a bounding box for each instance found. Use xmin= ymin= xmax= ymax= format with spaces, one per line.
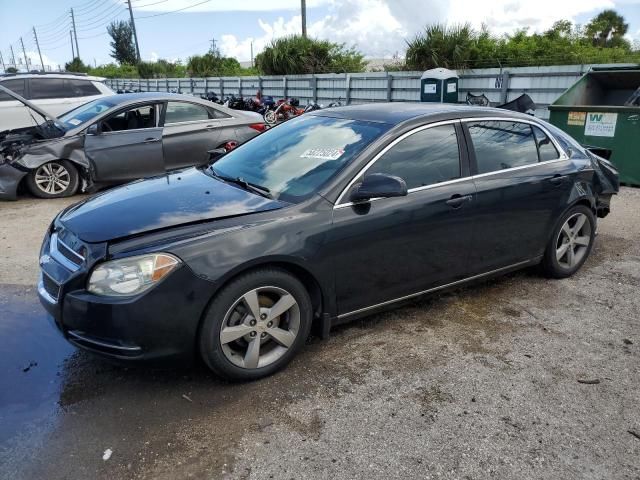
xmin=585 ymin=10 xmax=629 ymax=47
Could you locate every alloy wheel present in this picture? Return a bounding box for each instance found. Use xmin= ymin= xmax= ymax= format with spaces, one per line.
xmin=555 ymin=212 xmax=592 ymax=269
xmin=219 ymin=286 xmax=300 ymax=369
xmin=34 ymin=163 xmax=71 ymax=195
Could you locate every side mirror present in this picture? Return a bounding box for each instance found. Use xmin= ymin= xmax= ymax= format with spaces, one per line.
xmin=350 ymin=173 xmax=408 ymax=202
xmin=86 ymin=124 xmax=99 ymax=136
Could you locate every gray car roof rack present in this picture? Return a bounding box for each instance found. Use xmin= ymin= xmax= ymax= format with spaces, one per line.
xmin=0 ymin=71 xmax=89 ymax=78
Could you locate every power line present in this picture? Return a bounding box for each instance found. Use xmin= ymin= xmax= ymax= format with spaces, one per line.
xmin=76 ymin=4 xmax=127 ymax=30
xmin=133 ymin=0 xmax=169 ymax=8
xmin=136 ymin=0 xmax=211 ymax=19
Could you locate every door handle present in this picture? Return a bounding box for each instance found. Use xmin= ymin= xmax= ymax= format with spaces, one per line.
xmin=549 ymin=174 xmax=568 ymax=185
xmin=445 ymin=194 xmax=472 ymax=208
xmin=205 ymin=124 xmax=216 ymax=130
xmin=144 ymin=137 xmax=160 ymax=143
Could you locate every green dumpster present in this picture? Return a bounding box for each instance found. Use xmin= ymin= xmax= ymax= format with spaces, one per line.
xmin=420 ymin=68 xmax=459 ymax=103
xmin=549 ymin=66 xmax=640 ymax=186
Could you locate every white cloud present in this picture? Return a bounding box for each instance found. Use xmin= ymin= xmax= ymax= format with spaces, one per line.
xmin=220 ymin=0 xmax=407 ymax=60
xmin=218 ymin=0 xmax=640 ymax=61
xmin=134 ymin=0 xmax=329 ymax=12
xmin=447 ymin=0 xmax=616 ymax=33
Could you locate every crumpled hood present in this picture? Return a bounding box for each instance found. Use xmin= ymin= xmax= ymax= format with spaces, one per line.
xmin=60 ymin=168 xmax=287 ymax=243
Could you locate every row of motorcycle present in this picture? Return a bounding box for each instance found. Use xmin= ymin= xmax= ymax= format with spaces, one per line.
xmin=201 ymin=91 xmax=343 ymax=125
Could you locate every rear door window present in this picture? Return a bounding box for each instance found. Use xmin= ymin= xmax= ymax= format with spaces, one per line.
xmin=0 ymin=79 xmax=26 ymax=101
xmin=164 ymin=102 xmax=212 ymax=124
xmin=30 ymin=78 xmax=69 ymax=100
xmin=467 ymin=121 xmax=539 ymax=174
xmin=367 ymin=124 xmax=461 ymax=189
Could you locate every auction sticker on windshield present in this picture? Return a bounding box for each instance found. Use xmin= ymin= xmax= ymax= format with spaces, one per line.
xmin=301 ymin=148 xmax=345 ymax=160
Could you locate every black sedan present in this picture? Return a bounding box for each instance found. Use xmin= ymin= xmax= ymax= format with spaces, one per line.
xmin=37 ymin=103 xmax=619 ymax=380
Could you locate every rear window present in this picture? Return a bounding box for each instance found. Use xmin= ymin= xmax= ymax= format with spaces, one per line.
xmin=0 ymin=79 xmax=26 ymax=101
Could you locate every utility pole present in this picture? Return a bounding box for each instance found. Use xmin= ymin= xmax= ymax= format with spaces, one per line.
xmin=33 ymin=27 xmax=44 ymax=72
xmin=10 ymin=45 xmax=16 ymax=67
xmin=0 ymin=52 xmax=5 ymax=72
xmin=301 ymin=0 xmax=307 ymax=38
xmin=70 ymin=30 xmax=75 ymax=60
xmin=210 ymin=37 xmax=217 ymax=55
xmin=126 ymin=0 xmax=141 ymax=62
xmin=70 ymin=8 xmax=80 ymax=59
xmin=250 ymin=41 xmax=254 ymax=67
xmin=20 ymin=37 xmax=30 ymax=70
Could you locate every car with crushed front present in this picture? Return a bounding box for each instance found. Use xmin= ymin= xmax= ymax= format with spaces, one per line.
xmin=0 ymin=86 xmax=265 ymax=200
xmin=37 ymin=103 xmax=619 ymax=380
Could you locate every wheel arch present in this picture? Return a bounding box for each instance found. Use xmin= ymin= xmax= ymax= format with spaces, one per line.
xmin=194 ymin=256 xmax=331 ymax=353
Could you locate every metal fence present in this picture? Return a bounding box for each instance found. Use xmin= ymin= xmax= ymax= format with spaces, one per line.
xmin=104 ymin=63 xmax=638 ymax=120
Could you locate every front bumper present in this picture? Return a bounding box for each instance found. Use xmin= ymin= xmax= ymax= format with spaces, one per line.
xmin=0 ymin=163 xmax=28 ymax=200
xmin=38 ymin=230 xmax=216 ymax=363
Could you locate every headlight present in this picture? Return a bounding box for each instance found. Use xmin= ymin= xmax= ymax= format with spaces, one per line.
xmin=87 ymin=253 xmax=180 ymax=297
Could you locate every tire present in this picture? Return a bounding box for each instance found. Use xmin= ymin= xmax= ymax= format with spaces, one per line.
xmin=264 ymin=110 xmax=277 ymax=125
xmin=26 ymin=160 xmax=79 ymax=199
xmin=541 ymin=205 xmax=596 ymax=278
xmin=199 ymin=268 xmax=313 ymax=381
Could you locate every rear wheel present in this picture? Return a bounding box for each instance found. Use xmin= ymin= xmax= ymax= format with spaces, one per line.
xmin=542 ymin=205 xmax=595 ymax=278
xmin=26 ymin=160 xmax=79 ymax=199
xmin=199 ymin=268 xmax=312 ymax=380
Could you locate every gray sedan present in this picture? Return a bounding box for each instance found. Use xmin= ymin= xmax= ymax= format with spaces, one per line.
xmin=0 ymin=89 xmax=266 ymax=199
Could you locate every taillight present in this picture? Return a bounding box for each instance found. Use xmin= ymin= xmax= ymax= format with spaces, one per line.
xmin=224 ymin=141 xmax=238 ymax=151
xmin=249 ymin=123 xmax=267 ymax=132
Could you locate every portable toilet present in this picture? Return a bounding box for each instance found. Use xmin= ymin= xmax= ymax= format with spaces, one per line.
xmin=420 ymin=68 xmax=459 ymax=103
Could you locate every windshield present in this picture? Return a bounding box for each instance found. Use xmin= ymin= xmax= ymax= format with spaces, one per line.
xmin=210 ymin=115 xmax=389 ymax=203
xmin=58 ymin=98 xmax=117 ymax=129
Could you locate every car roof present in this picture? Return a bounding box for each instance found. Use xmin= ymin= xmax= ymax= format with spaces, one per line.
xmin=0 ymin=73 xmax=106 ymax=82
xmin=103 ymin=92 xmax=212 ymax=104
xmin=311 ymin=102 xmax=534 ymax=125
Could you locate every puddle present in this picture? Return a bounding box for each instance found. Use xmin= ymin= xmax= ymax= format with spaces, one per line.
xmin=0 ymin=285 xmax=75 ymax=443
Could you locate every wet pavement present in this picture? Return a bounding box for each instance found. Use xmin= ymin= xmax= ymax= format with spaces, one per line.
xmin=0 ymin=191 xmax=639 ymax=480
xmin=0 ymin=285 xmax=74 ymax=445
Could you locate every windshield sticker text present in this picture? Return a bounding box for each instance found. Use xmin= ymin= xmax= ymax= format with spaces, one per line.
xmin=301 ymin=148 xmax=345 ymax=160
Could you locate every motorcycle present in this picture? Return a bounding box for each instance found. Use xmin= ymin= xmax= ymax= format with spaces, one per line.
xmin=244 ymin=91 xmax=276 ymax=115
xmin=201 ymin=91 xmax=222 ymax=104
xmin=223 ymin=94 xmax=246 ymax=110
xmin=264 ymin=98 xmax=304 ymax=125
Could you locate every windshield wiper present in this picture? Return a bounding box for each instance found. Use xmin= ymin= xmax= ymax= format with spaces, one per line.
xmin=209 ymin=168 xmax=273 ymax=199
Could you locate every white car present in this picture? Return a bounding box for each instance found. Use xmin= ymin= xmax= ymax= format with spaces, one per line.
xmin=0 ymin=73 xmax=113 ymax=131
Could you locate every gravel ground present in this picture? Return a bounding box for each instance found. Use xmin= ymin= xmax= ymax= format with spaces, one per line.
xmin=0 ymin=189 xmax=638 ymax=480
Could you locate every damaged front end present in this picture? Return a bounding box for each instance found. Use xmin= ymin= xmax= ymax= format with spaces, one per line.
xmin=0 ymin=85 xmax=80 ymax=200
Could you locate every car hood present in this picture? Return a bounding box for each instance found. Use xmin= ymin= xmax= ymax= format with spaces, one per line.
xmin=59 ymin=168 xmax=288 ymax=243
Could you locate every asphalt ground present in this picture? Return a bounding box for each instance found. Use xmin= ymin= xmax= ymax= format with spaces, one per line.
xmin=0 ymin=188 xmax=638 ymax=480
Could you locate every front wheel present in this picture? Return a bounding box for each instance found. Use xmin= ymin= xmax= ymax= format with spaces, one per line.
xmin=264 ymin=110 xmax=277 ymax=125
xmin=541 ymin=205 xmax=596 ymax=278
xmin=26 ymin=160 xmax=79 ymax=199
xmin=199 ymin=268 xmax=313 ymax=380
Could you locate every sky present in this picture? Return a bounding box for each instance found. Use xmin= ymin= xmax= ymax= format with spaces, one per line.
xmin=1 ymin=0 xmax=639 ymax=70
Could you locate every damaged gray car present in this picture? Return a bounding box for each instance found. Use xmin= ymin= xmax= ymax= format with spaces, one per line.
xmin=0 ymin=86 xmax=266 ymax=200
